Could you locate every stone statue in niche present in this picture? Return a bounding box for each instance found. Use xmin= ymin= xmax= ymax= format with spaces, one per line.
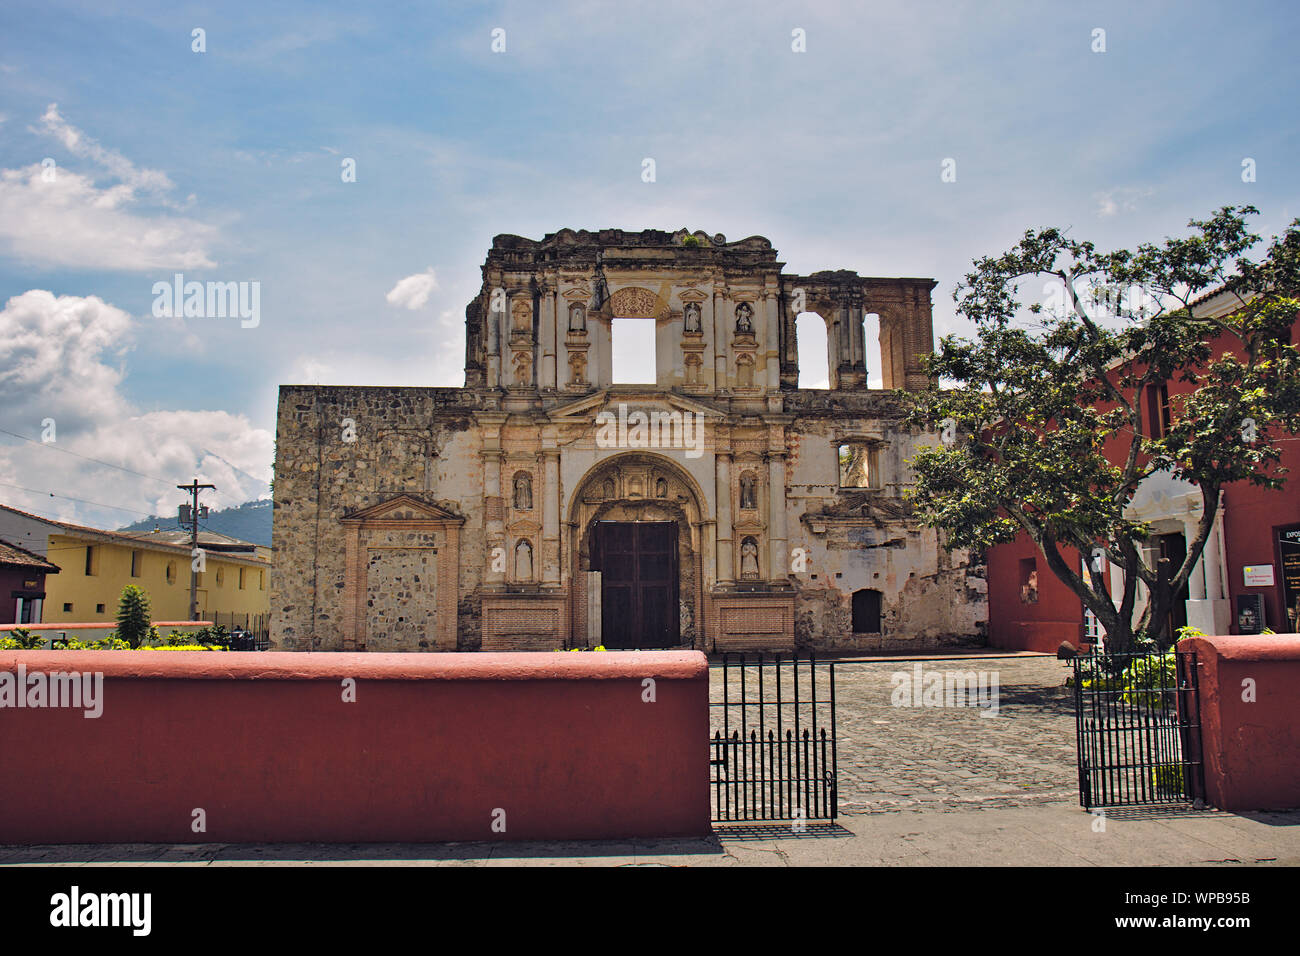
xmin=740 ymin=473 xmax=757 ymax=510
xmin=513 ymin=351 xmax=532 ymax=386
xmin=515 ymin=539 xmax=533 ymax=581
xmin=601 ymin=477 xmax=616 ymax=498
xmin=655 ymin=477 xmax=669 ymax=498
xmin=514 ymin=472 xmax=532 ymax=510
xmin=735 ymin=302 xmax=754 ymax=334
xmin=740 ymin=538 xmax=760 ymax=579
xmin=683 ymin=302 xmax=701 ymax=333
xmin=568 ymin=303 xmax=586 ymax=333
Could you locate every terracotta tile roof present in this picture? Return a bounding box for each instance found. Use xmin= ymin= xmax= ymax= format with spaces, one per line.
xmin=0 ymin=537 xmax=60 ymax=574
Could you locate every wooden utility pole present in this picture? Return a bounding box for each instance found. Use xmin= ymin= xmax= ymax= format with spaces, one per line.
xmin=177 ymin=479 xmax=216 ymax=621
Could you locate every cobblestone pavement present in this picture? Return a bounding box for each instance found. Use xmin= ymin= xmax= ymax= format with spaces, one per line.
xmin=711 ymin=655 xmax=1080 ymax=813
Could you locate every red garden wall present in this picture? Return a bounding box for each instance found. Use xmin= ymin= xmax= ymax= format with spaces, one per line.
xmin=1179 ymin=635 xmax=1300 ymax=811
xmin=0 ymin=650 xmax=711 ymax=843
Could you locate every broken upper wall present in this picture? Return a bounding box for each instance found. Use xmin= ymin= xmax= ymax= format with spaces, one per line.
xmin=463 ymin=229 xmax=936 ymax=396
xmin=781 ymin=271 xmax=937 ymax=392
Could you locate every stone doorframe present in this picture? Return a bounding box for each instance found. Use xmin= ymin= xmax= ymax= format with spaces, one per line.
xmin=340 ymin=494 xmax=464 ymax=651
xmin=566 ymin=452 xmax=710 ymax=649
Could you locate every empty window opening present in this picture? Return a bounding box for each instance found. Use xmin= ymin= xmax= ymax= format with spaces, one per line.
xmin=863 ymin=312 xmax=882 ymax=388
xmin=838 ymin=443 xmax=879 ymax=489
xmin=1019 ymin=557 xmax=1039 ymax=604
xmin=796 ymin=312 xmax=829 ymax=388
xmin=611 ymin=318 xmax=656 ymax=383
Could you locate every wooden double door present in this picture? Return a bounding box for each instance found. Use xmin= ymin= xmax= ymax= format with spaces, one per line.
xmin=593 ymin=521 xmax=679 ymax=649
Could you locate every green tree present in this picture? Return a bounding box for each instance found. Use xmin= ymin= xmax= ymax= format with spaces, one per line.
xmin=904 ymin=206 xmax=1300 ymax=654
xmin=116 ymin=584 xmax=153 ymax=649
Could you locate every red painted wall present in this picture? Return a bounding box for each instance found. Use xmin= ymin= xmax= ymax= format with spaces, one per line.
xmin=1179 ymin=635 xmax=1300 ymax=810
xmin=0 ymin=567 xmax=45 ymax=625
xmin=0 ymin=650 xmax=711 ymax=843
xmin=987 ymin=539 xmax=1088 ymax=652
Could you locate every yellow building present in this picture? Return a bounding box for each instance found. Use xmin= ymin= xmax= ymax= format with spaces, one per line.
xmin=0 ymin=503 xmax=270 ymax=630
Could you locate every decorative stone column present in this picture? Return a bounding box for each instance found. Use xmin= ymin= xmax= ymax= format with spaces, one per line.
xmin=716 ymin=452 xmax=734 ymax=584
xmin=542 ymin=449 xmax=560 ymax=584
xmin=768 ymin=453 xmax=788 ymax=582
xmin=483 ymin=449 xmax=505 ymax=585
xmin=703 ymin=284 xmax=717 ymax=392
xmin=764 ymin=291 xmax=780 ymax=391
xmin=713 ymin=287 xmax=728 ymax=389
xmin=486 ymin=313 xmax=501 ymax=390
xmin=1203 ymin=514 xmax=1225 ymax=601
xmin=540 ymin=283 xmax=557 ymax=391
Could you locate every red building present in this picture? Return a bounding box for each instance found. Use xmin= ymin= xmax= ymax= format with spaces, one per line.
xmin=988 ymin=289 xmax=1300 ymax=651
xmin=0 ymin=538 xmax=60 ymax=625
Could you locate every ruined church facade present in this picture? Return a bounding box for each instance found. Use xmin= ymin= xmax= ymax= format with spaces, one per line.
xmin=271 ymin=229 xmax=987 ymax=652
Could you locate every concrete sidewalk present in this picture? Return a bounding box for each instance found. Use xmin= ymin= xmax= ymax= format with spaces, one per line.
xmin=2 ymin=802 xmax=1297 ymax=866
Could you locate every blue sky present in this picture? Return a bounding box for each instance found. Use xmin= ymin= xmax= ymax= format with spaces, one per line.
xmin=0 ymin=0 xmax=1297 ymax=529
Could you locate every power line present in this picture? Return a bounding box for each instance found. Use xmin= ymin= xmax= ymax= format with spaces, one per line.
xmin=0 ymin=427 xmax=176 ymax=485
xmin=0 ymin=481 xmax=160 ymax=517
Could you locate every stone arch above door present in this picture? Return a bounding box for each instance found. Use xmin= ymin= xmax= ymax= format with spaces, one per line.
xmin=568 ymin=452 xmax=706 ymax=648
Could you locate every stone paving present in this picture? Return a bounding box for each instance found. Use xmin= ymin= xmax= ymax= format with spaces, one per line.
xmin=711 ymin=654 xmax=1080 ymax=813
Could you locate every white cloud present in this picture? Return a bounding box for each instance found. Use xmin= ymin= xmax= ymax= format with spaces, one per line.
xmin=0 ymin=290 xmax=133 ymax=431
xmin=1095 ymin=187 xmax=1156 ymax=219
xmin=37 ymin=103 xmax=176 ymax=203
xmin=385 ymin=267 xmax=438 ymax=310
xmin=0 ymin=105 xmax=217 ymax=272
xmin=0 ymin=290 xmax=271 ymax=530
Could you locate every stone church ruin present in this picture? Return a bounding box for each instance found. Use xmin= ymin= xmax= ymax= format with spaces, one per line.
xmin=271 ymin=229 xmax=987 ymax=652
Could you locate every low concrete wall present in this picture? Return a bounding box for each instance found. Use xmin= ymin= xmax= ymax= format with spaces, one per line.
xmin=1179 ymin=635 xmax=1300 ymax=811
xmin=0 ymin=650 xmax=710 ymax=843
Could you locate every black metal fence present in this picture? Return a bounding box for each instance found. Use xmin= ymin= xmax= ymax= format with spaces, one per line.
xmin=1072 ymin=649 xmax=1205 ymax=809
xmin=208 ymin=612 xmax=270 ymax=651
xmin=710 ymin=653 xmax=838 ymax=823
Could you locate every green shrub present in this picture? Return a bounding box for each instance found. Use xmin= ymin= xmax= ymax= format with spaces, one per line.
xmin=2 ymin=627 xmax=44 ymax=649
xmin=1122 ymin=652 xmax=1178 ymax=709
xmin=116 ymin=585 xmax=153 ymax=648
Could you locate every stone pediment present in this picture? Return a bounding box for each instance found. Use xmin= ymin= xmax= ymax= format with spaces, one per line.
xmin=341 ymin=495 xmax=465 ymax=525
xmin=547 ymin=389 xmax=726 ymax=423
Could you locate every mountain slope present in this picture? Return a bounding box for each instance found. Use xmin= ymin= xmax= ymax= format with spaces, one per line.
xmin=117 ymin=498 xmax=272 ymax=547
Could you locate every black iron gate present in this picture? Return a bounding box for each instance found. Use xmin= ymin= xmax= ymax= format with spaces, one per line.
xmin=710 ymin=653 xmax=838 ymax=822
xmin=1072 ymin=649 xmax=1205 ymax=809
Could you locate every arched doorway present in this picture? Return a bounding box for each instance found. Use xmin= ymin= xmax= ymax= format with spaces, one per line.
xmin=567 ymin=452 xmax=707 ymax=649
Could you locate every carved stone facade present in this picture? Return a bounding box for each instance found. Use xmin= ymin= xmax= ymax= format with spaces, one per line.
xmin=271 ymin=229 xmax=987 ymax=652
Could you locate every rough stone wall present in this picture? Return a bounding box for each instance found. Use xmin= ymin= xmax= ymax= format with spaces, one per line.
xmin=271 ymin=385 xmax=481 ymax=651
xmin=272 ymin=383 xmax=988 ymax=653
xmin=782 ymin=393 xmax=986 ymax=651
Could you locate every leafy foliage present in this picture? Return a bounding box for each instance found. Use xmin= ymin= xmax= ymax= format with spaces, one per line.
xmin=904 ymin=207 xmax=1300 ymax=652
